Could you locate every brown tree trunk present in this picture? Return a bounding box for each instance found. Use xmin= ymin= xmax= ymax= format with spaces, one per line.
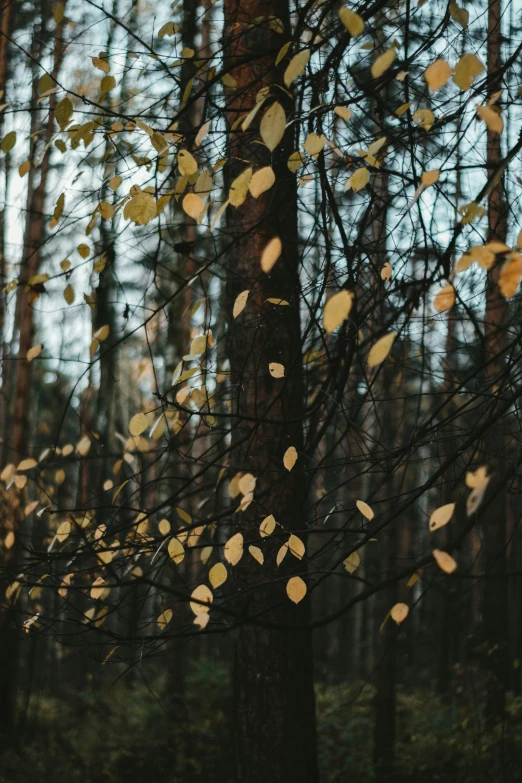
xmin=482 ymin=0 xmax=510 ymax=727
xmin=222 ymin=3 xmax=318 ymax=780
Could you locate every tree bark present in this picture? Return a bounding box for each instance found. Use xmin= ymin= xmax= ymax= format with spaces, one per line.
xmin=222 ymin=3 xmax=318 ymax=780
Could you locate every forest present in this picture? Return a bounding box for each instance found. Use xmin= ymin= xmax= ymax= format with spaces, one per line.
xmin=1 ymin=0 xmax=522 ymax=780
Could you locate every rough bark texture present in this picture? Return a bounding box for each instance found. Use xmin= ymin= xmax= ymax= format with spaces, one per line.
xmin=222 ymin=2 xmax=318 ymax=780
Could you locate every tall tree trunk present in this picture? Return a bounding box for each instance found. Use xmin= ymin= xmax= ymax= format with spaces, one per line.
xmin=222 ymin=3 xmax=318 ymax=780
xmin=482 ymin=0 xmax=510 ymax=727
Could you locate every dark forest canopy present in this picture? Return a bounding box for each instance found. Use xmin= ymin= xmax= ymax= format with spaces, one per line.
xmin=1 ymin=0 xmax=522 ymax=780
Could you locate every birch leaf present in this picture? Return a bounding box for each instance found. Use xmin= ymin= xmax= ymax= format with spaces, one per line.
xmin=269 ymin=362 xmax=285 ymax=378
xmin=209 ymin=562 xmax=227 ymax=588
xmin=249 ymin=545 xmax=264 ymax=564
xmin=433 ymin=284 xmax=455 ymax=313
xmin=27 ymin=344 xmax=43 ymax=362
xmin=424 ymin=59 xmax=451 ymax=92
xmin=183 ymin=193 xmax=205 ymax=220
xmin=260 ymin=514 xmax=276 ymax=537
xmin=323 ymin=290 xmax=353 ymax=333
xmin=190 ymin=584 xmax=213 ymax=615
xmin=284 ymin=50 xmax=310 ymax=87
xmin=356 ymin=499 xmax=374 ymax=520
xmin=288 ymin=534 xmax=305 ymax=559
xmin=286 ymin=576 xmax=306 ymax=604
xmin=233 ymin=290 xmax=249 ymax=318
xmin=390 ymin=602 xmax=409 ymax=624
xmin=261 ymin=237 xmax=282 ymax=273
xmin=283 ymin=446 xmax=298 ymax=471
xmin=346 ymin=168 xmax=369 ymax=192
xmin=371 ymin=49 xmax=396 ymax=78
xmin=344 ymin=551 xmax=360 ymax=573
xmin=129 ymin=413 xmax=148 ymax=436
xmin=249 ymin=166 xmax=275 ymax=198
xmin=429 ymin=503 xmax=455 ymax=532
xmin=367 ymin=332 xmax=396 ymax=367
xmin=224 ymin=532 xmax=244 ymax=565
xmin=453 ymin=53 xmax=484 ymax=90
xmin=260 ymin=102 xmax=286 ymax=151
xmin=168 ymin=537 xmax=185 ymax=564
xmin=433 ymin=549 xmax=457 ymax=574
xmin=339 ymin=7 xmax=365 ymax=36
xmin=229 ymin=168 xmax=253 ymax=207
xmin=476 ymin=105 xmax=503 ymax=134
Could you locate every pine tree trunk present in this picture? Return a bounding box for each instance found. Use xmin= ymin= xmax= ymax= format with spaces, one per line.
xmin=222 ymin=2 xmax=318 ymax=780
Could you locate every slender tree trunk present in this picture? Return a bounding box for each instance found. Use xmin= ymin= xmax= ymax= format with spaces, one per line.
xmin=222 ymin=3 xmax=318 ymax=780
xmin=482 ymin=0 xmax=510 ymax=727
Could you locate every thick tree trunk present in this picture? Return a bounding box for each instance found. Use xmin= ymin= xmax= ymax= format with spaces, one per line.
xmin=222 ymin=3 xmax=318 ymax=780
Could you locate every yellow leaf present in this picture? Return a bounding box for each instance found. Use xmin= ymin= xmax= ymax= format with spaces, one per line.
xmin=109 ymin=175 xmax=122 ymax=190
xmin=178 ymin=149 xmax=198 ymax=176
xmin=371 ymin=49 xmax=396 ymax=79
xmin=92 ymin=56 xmax=110 ymax=73
xmin=94 ymin=324 xmax=109 ymax=341
xmin=433 ymin=549 xmax=457 ymax=574
xmin=260 ymin=102 xmax=286 ymax=152
xmin=424 ymin=59 xmax=451 ymax=92
xmin=413 ymin=109 xmax=435 ymax=131
xmin=158 ymin=518 xmax=171 ymax=535
xmin=261 ymin=237 xmax=282 ymax=273
xmin=422 ymin=169 xmax=439 ymax=187
xmin=76 ymin=435 xmax=91 ymax=456
xmin=499 ymin=253 xmax=522 ymax=299
xmin=195 ymin=120 xmax=211 ymax=146
xmin=189 ymin=335 xmax=207 ymax=355
xmin=260 ymin=514 xmax=276 ymax=537
xmin=339 ymin=7 xmax=365 ymax=36
xmin=100 ymin=75 xmax=116 ymax=93
xmin=381 ymin=262 xmax=392 ymax=280
xmin=158 ymin=21 xmax=177 ymax=39
xmin=346 ymin=167 xmax=369 ymax=192
xmin=129 ymin=412 xmax=148 ymax=436
xmin=182 ymin=193 xmax=205 ymax=220
xmin=224 ymin=532 xmax=244 ymax=565
xmin=476 ymin=105 xmax=503 ymax=134
xmin=356 ymin=499 xmax=374 ymax=520
xmin=55 ymin=96 xmax=73 ymax=130
xmin=229 ymin=168 xmax=253 ymax=207
xmin=1 ymin=131 xmax=16 ymax=153
xmin=284 ymin=49 xmax=310 ymax=87
xmin=323 ymin=290 xmax=353 ymax=333
xmin=453 ymin=53 xmax=484 ymax=91
xmin=390 ymin=602 xmax=409 ymax=624
xmin=287 ymin=151 xmax=304 ymax=173
xmin=277 ymin=543 xmax=288 ymax=566
xmin=157 ymin=609 xmax=173 ymax=628
xmin=283 ymin=446 xmax=298 ymax=471
xmin=90 ymin=576 xmax=105 ymax=600
xmin=433 ymin=284 xmax=455 ymax=313
xmin=124 ymin=191 xmax=157 ymax=225
xmin=168 ymin=537 xmax=185 ymax=564
xmin=190 ymin=584 xmax=213 ymax=615
xmin=450 ymin=1 xmax=469 ymax=27
xmin=288 ymin=534 xmax=305 ymax=559
xmin=19 ymin=160 xmax=30 ymax=177
xmin=238 ymin=473 xmax=256 ymax=495
xmin=233 ymin=289 xmax=249 ymax=318
xmin=249 ymin=545 xmax=264 ymax=564
xmin=27 ymin=344 xmax=43 ymax=362
xmin=209 ymin=562 xmax=227 ymax=588
xmin=344 ymin=551 xmax=360 ymax=573
xmin=367 ymin=332 xmax=396 ymax=368
xmin=18 ymin=458 xmax=37 ymax=471
xmin=286 ymin=575 xmax=307 ymax=604
xmin=269 ymin=362 xmax=285 ymax=378
xmin=276 ymin=40 xmax=292 ymax=66
xmin=334 ymin=106 xmax=352 ymax=121
xmin=249 ymin=166 xmax=275 ymax=198
xmin=303 ymin=132 xmax=325 ymax=157
xmin=429 ymin=503 xmax=455 ymax=532
xmin=395 ymin=102 xmax=411 ymax=116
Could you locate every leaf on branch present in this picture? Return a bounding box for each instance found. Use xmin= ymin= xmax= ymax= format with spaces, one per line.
xmin=367 ymin=332 xmax=396 ymax=368
xmin=229 ymin=168 xmax=253 ymax=207
xmin=476 ymin=105 xmax=503 ymax=134
xmin=190 ymin=584 xmax=213 ymax=616
xmin=269 ymin=362 xmax=285 ymax=378
xmin=433 ymin=549 xmax=457 ymax=574
xmin=356 ymin=499 xmax=374 ymax=520
xmin=288 ymin=534 xmax=305 ymax=559
xmin=286 ymin=576 xmax=307 ymax=604
xmin=371 ymin=49 xmax=396 ymax=78
xmin=209 ymin=562 xmax=227 ymax=588
xmin=284 ymin=49 xmax=310 ymax=87
xmin=323 ymin=290 xmax=353 ymax=333
xmin=338 ymin=7 xmax=365 ymax=37
xmin=27 ymin=344 xmax=43 ymax=362
xmin=168 ymin=537 xmax=185 ymax=564
xmin=224 ymin=532 xmax=244 ymax=566
xmin=429 ymin=503 xmax=455 ymax=532
xmin=261 ymin=237 xmax=282 ymax=273
xmin=424 ymin=59 xmax=451 ymax=92
xmin=390 ymin=602 xmax=409 ymax=624
xmin=260 ymin=514 xmax=276 ymax=537
xmin=344 ymin=552 xmax=360 ymax=573
xmin=129 ymin=413 xmax=148 ymax=436
xmin=346 ymin=167 xmax=369 ymax=192
xmin=249 ymin=545 xmax=264 ymax=564
xmin=249 ymin=166 xmax=275 ymax=198
xmin=453 ymin=53 xmax=484 ymax=91
xmin=233 ymin=290 xmax=249 ymax=318
xmin=283 ymin=446 xmax=298 ymax=471
xmin=260 ymin=102 xmax=286 ymax=152
xmin=433 ymin=284 xmax=455 ymax=313
xmin=499 ymin=254 xmax=522 ymax=299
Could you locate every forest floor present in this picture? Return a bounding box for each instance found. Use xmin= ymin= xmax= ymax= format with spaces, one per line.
xmin=1 ymin=657 xmax=521 ymax=782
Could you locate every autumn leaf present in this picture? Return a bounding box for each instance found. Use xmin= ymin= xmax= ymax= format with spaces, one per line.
xmin=261 ymin=237 xmax=282 ymax=273
xmin=286 ymin=576 xmax=307 ymax=604
xmin=283 ymin=446 xmax=298 ymax=471
xmin=323 ymin=290 xmax=353 ymax=333
xmin=224 ymin=532 xmax=244 ymax=565
xmin=429 ymin=503 xmax=455 ymax=532
xmin=390 ymin=603 xmax=409 ymax=624
xmin=233 ymin=290 xmax=249 ymax=318
xmin=367 ymin=332 xmax=396 ymax=368
xmin=260 ymin=102 xmax=286 ymax=151
xmin=433 ymin=549 xmax=457 ymax=574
